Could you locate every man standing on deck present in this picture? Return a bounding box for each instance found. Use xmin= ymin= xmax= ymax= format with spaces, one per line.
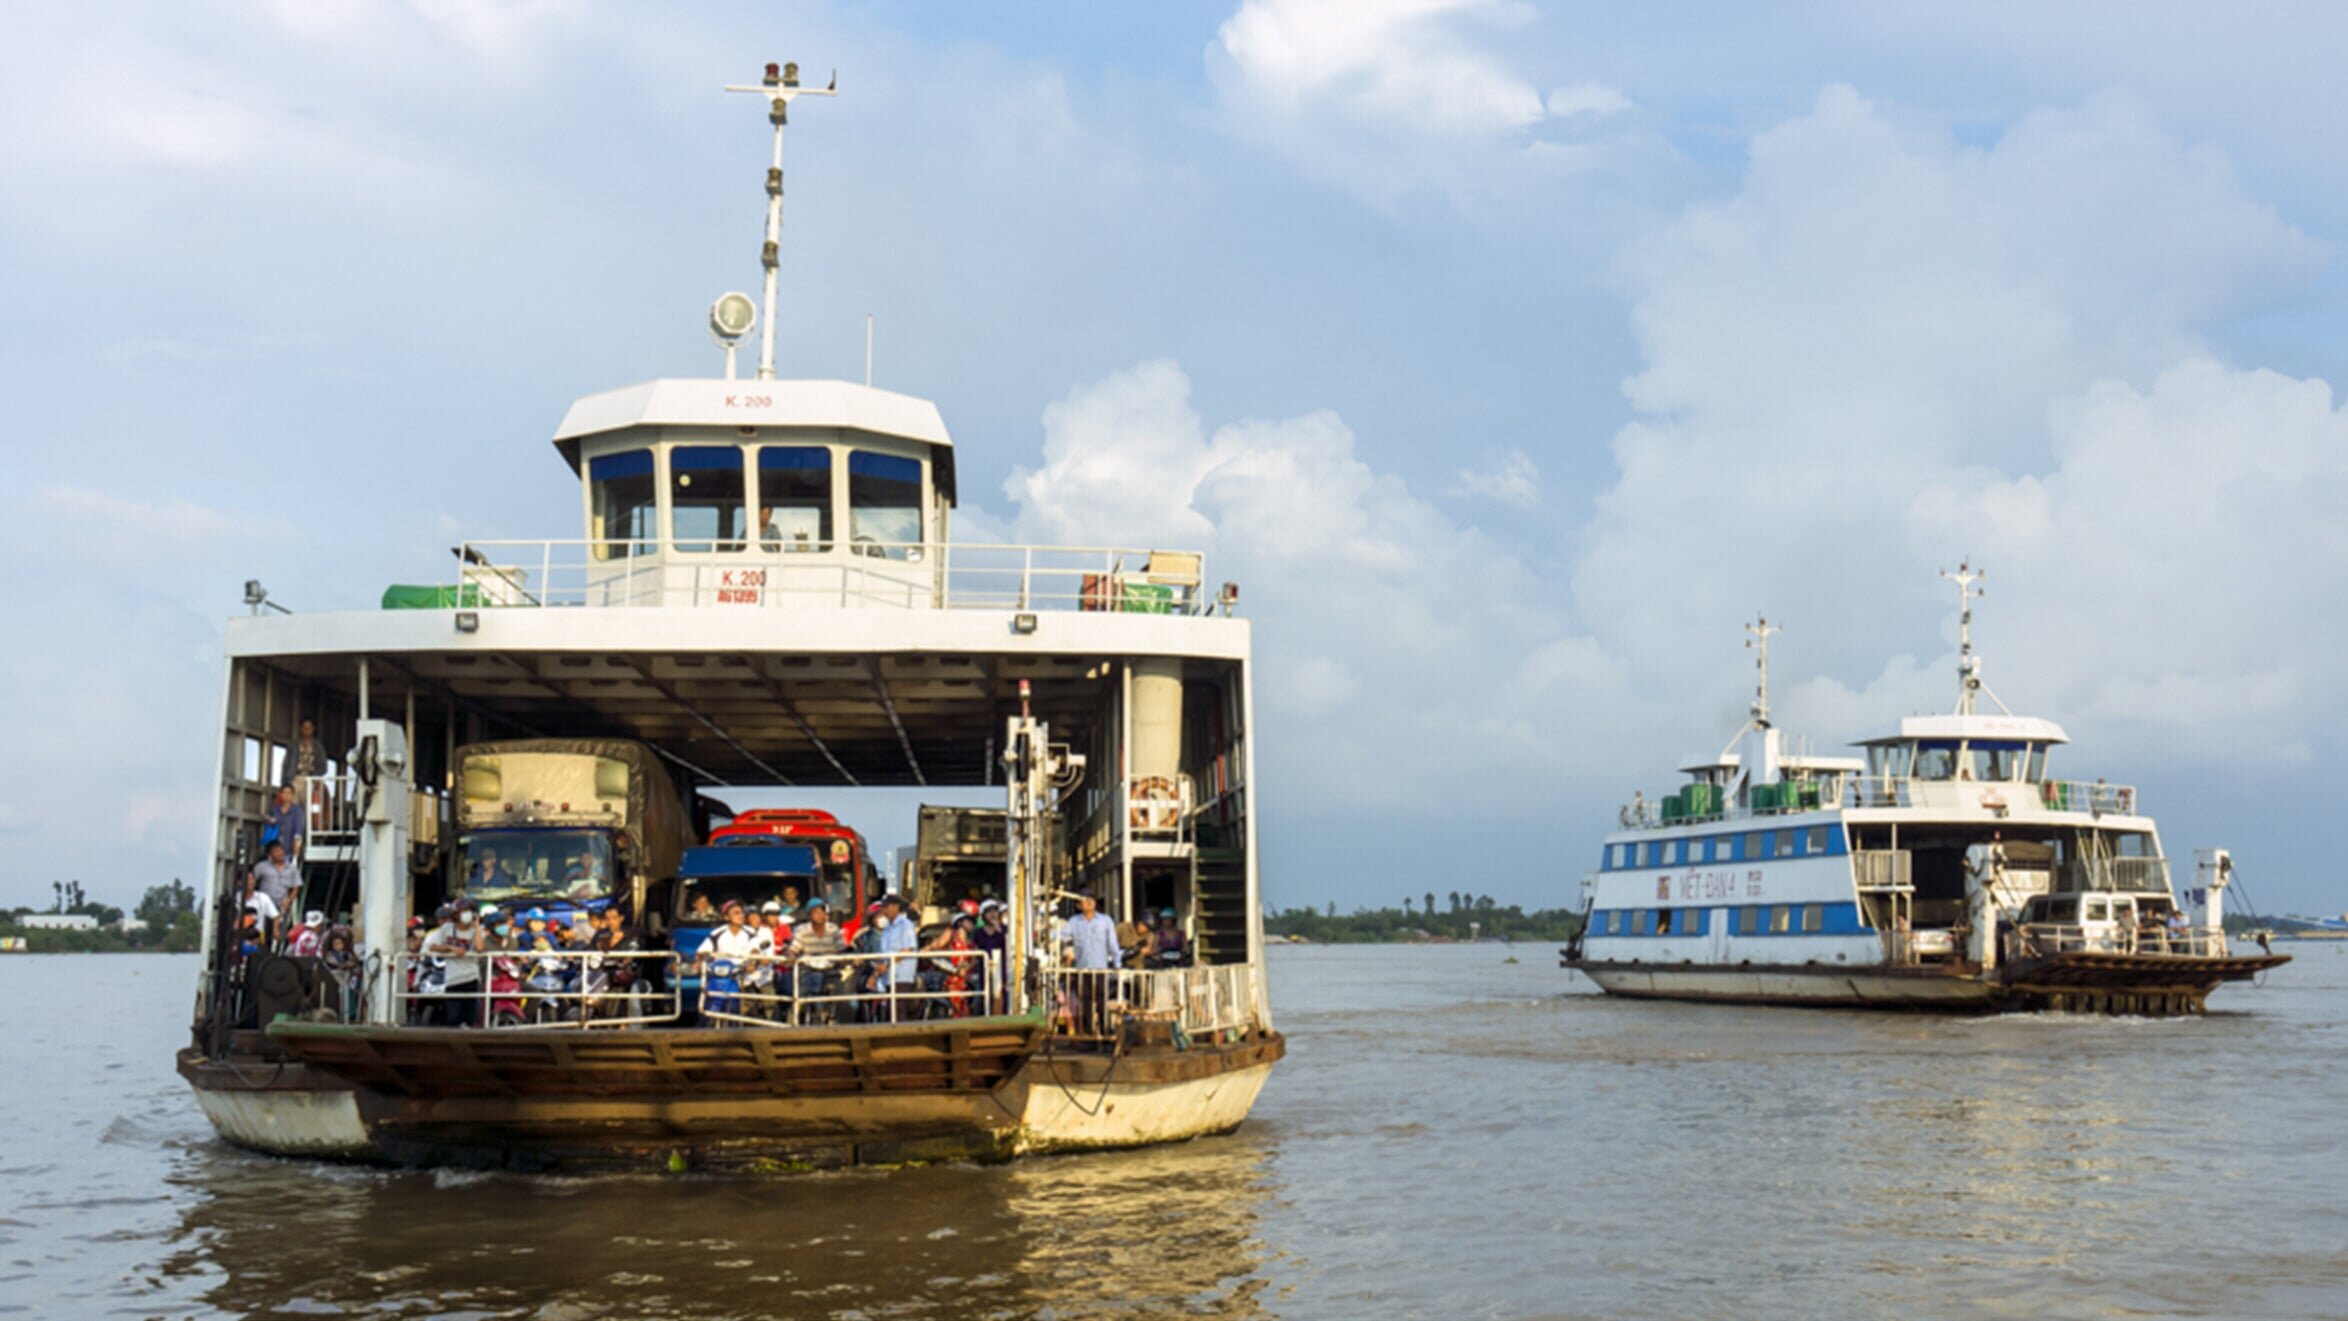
xmin=874 ymin=894 xmax=920 ymax=1022
xmin=974 ymin=899 xmax=1009 ymax=1013
xmin=1063 ymin=893 xmax=1120 ymax=1038
xmin=264 ymin=786 xmax=306 ymax=861
xmin=248 ymin=840 xmax=301 ymax=942
xmin=788 ymin=897 xmax=846 ymax=1023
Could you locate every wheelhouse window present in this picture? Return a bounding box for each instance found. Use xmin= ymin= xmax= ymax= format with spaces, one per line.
xmin=1970 ymin=740 xmax=2026 ymax=782
xmin=589 ymin=450 xmax=657 ymax=561
xmin=1915 ymin=740 xmax=1960 ymax=780
xmin=670 ymin=446 xmax=749 ymax=553
xmin=848 ymin=450 xmax=924 ymax=559
xmin=757 ymin=446 xmax=832 ymax=551
xmin=2026 ymin=744 xmax=2048 ymax=783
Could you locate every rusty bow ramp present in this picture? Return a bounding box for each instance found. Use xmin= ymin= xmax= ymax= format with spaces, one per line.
xmin=264 ymin=1015 xmax=1050 ymax=1170
xmin=1995 ymin=949 xmax=2291 ymax=1015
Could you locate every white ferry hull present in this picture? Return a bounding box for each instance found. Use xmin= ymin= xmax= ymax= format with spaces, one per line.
xmin=182 ymin=1025 xmax=1284 ymax=1169
xmin=188 ymin=1082 xmax=377 ymax=1159
xmin=1572 ymin=961 xmax=1998 ymax=1010
xmin=1008 ymin=1056 xmax=1276 ymax=1154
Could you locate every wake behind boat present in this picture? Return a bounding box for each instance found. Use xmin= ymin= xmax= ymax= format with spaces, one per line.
xmin=176 ymin=62 xmax=1280 ymax=1170
xmin=1563 ymin=566 xmax=2287 ymax=1014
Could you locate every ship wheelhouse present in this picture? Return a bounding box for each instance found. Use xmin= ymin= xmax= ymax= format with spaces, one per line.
xmin=546 ymin=379 xmax=957 ymax=608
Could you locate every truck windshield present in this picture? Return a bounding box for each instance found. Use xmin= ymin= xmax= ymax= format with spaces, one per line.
xmin=457 ymin=830 xmax=615 ymax=904
xmin=675 ymin=873 xmax=821 ymax=924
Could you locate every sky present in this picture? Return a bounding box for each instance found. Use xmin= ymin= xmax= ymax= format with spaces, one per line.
xmin=3 ymin=0 xmax=2347 ymax=918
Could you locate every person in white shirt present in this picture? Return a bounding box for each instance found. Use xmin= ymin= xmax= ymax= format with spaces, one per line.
xmin=696 ymin=900 xmax=767 ymax=1018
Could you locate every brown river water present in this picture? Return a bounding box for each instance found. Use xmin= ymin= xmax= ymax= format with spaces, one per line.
xmin=2 ymin=944 xmax=2344 ymax=1318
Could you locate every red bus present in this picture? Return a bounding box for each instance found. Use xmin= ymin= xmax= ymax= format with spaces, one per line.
xmin=709 ymin=811 xmax=878 ymax=936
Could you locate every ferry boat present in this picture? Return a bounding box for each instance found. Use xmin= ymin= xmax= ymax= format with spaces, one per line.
xmin=1563 ymin=567 xmax=2287 ymax=1014
xmin=175 ymin=63 xmax=1281 ymax=1169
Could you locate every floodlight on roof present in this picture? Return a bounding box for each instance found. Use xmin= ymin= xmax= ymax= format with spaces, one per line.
xmin=710 ymin=291 xmax=758 ymax=379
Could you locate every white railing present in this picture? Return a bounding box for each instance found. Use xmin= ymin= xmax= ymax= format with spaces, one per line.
xmin=2010 ymin=923 xmax=2226 ymax=959
xmin=396 ymin=948 xmax=682 ymax=1028
xmin=409 ymin=540 xmax=1223 ymax=616
xmin=1048 ymin=963 xmax=1259 ymax=1042
xmin=2089 ymin=856 xmax=2171 ymax=893
xmin=1852 ymin=849 xmax=1912 ymax=890
xmin=1618 ymin=776 xmax=2146 ymax=828
xmin=298 ymin=774 xmax=362 ymax=844
xmin=2038 ymin=780 xmax=2140 ymax=815
xmin=699 ymin=950 xmax=1003 ymax=1027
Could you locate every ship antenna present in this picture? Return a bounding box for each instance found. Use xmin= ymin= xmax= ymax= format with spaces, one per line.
xmin=1744 ymin=615 xmax=1778 ymax=729
xmin=723 ymin=61 xmax=837 ymax=381
xmin=1939 ymin=561 xmax=2010 ymax=716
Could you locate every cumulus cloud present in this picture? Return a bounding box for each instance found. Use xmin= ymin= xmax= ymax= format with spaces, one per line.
xmin=1546 ymin=82 xmax=1631 ymax=120
xmin=1004 ymin=361 xmax=1650 ymax=811
xmin=1577 ymin=85 xmax=2337 ymax=782
xmin=1451 ymin=449 xmax=1541 ymax=508
xmin=1205 ymin=0 xmax=1650 ymax=209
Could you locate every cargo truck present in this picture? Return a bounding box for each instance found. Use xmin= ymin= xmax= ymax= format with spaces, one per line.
xmin=450 ymin=738 xmax=693 ymax=927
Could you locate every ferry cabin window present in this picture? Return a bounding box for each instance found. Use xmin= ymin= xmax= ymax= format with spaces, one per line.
xmin=1802 ymin=904 xmax=1823 ymax=933
xmin=1914 ymin=740 xmax=1960 ymax=780
xmin=757 ymin=446 xmax=832 ymax=551
xmin=1970 ymin=740 xmax=2026 ymax=782
xmin=1656 ymin=908 xmax=1675 ymax=934
xmin=1738 ymin=906 xmax=1759 ymax=935
xmin=589 ymin=450 xmax=657 ymax=561
xmin=2110 ymin=831 xmax=2154 ymax=858
xmin=1631 ymin=910 xmax=1649 ymax=935
xmin=1747 ymin=831 xmax=1771 ymax=861
xmin=1806 ymin=826 xmax=1831 ymax=855
xmin=1775 ymin=832 xmax=1795 ymax=859
xmin=1769 ymin=905 xmax=1791 ymax=933
xmin=847 ymin=451 xmax=923 ymax=559
xmin=1643 ymin=840 xmax=1667 ymax=868
xmin=670 ymin=446 xmax=749 ymax=553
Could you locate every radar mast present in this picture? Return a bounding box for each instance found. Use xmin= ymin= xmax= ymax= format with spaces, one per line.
xmin=723 ymin=61 xmax=837 ymax=381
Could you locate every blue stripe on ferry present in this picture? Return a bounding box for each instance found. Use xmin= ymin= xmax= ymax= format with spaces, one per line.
xmin=1598 ymin=822 xmax=1850 ymax=870
xmin=1587 ymin=901 xmax=1869 ymax=936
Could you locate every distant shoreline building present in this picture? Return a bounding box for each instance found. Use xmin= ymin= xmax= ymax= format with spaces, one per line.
xmin=18 ymin=914 xmax=99 ymax=931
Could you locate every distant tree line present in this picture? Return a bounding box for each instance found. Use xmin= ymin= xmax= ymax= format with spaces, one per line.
xmin=1 ymin=879 xmax=203 ymax=953
xmin=1267 ymin=891 xmax=1585 ymax=943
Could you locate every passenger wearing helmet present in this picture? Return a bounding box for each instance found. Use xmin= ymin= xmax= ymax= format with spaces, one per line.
xmin=973 ymin=899 xmax=1009 ymax=1014
xmin=1153 ymin=908 xmax=1190 ymax=968
xmin=1118 ymin=910 xmax=1158 ymax=968
xmin=420 ymin=900 xmax=483 ymax=1026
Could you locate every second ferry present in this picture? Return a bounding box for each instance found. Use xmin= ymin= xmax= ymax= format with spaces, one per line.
xmin=1565 ymin=566 xmax=2287 ymax=1014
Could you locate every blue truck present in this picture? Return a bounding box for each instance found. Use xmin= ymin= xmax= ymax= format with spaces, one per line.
xmin=668 ymin=841 xmax=824 ymax=1011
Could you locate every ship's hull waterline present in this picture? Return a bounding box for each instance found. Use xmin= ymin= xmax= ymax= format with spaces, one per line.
xmin=178 ymin=1024 xmax=1284 ymax=1171
xmin=1569 ymin=953 xmax=2286 ymax=1015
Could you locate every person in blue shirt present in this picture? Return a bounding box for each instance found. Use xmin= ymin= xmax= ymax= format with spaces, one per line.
xmin=874 ymin=894 xmax=920 ymax=1022
xmin=1061 ymin=893 xmax=1120 ymax=1038
xmin=263 ymin=786 xmax=307 ymax=861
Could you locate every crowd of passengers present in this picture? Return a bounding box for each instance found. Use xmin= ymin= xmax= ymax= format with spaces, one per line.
xmin=393 ymin=888 xmax=1195 ymax=1029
